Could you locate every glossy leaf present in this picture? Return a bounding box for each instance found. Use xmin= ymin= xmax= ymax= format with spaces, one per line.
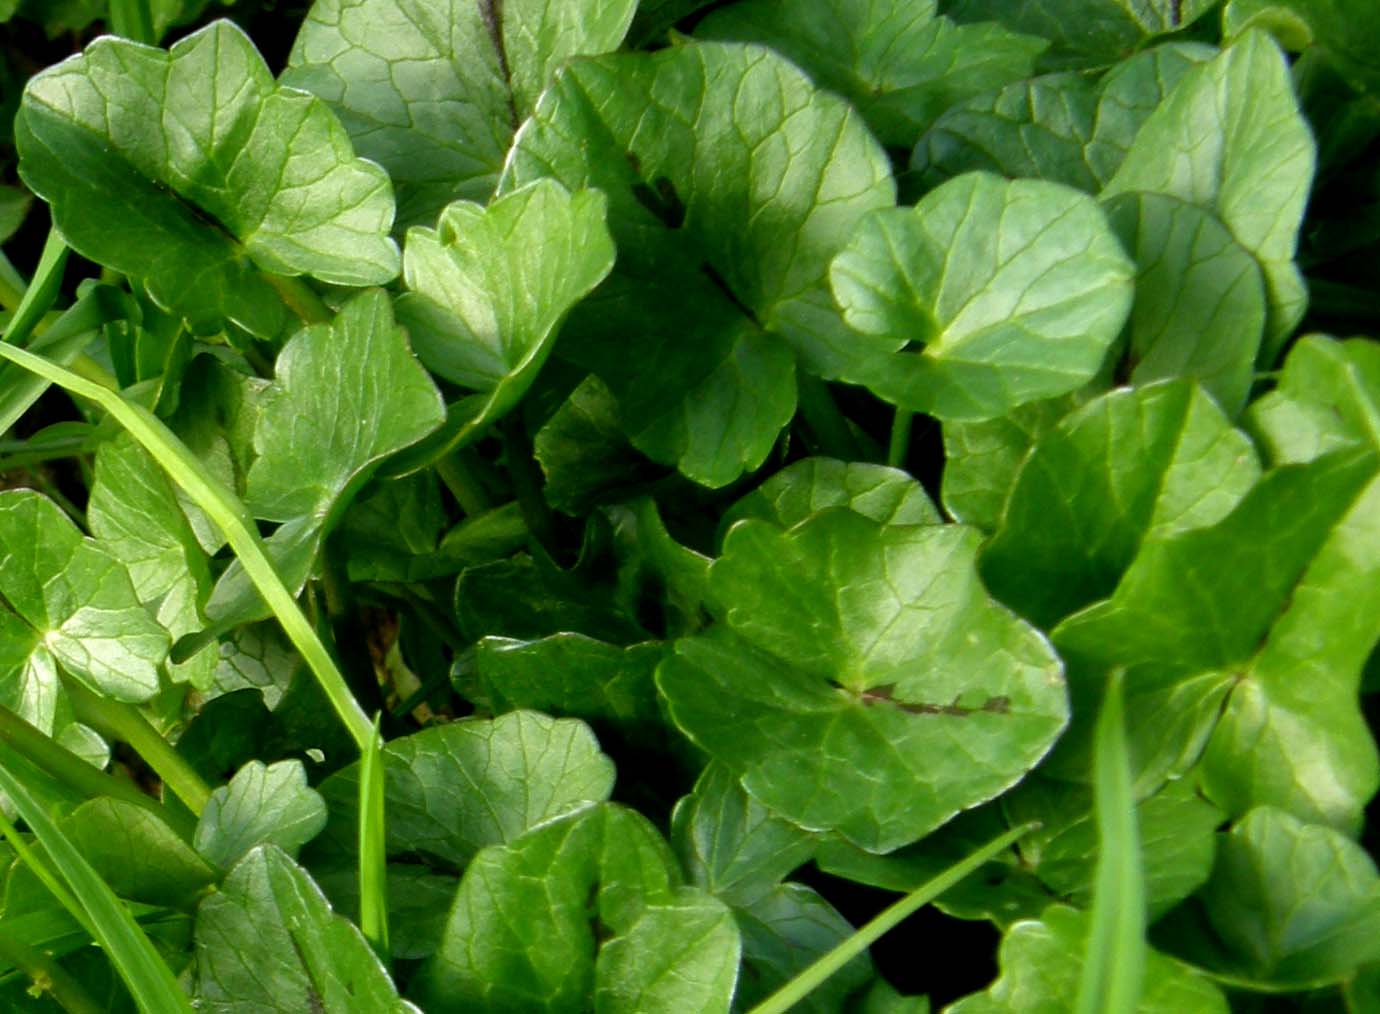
xmin=195 ymin=759 xmax=328 ymax=870
xmin=88 ymin=434 xmax=216 ymax=688
xmin=394 ymin=180 xmax=614 ymax=459
xmin=284 ymin=0 xmax=637 ymax=226
xmin=1103 ymin=31 xmax=1316 ymax=354
xmin=316 ymin=711 xmax=615 ymax=866
xmin=63 ymin=798 xmax=215 ymax=908
xmin=982 ymin=382 xmax=1260 ymax=628
xmin=723 ymin=457 xmax=940 ymax=534
xmin=947 ymin=906 xmax=1228 ymax=1013
xmin=415 ymin=802 xmax=739 ymax=1013
xmin=1196 ymin=807 xmax=1380 ymax=987
xmin=830 ymin=172 xmax=1134 ymax=420
xmin=193 ymin=844 xmax=417 ymax=1012
xmin=659 ymin=510 xmax=1067 ymax=851
xmin=0 ymin=489 xmax=167 ymax=710
xmin=17 ymin=20 xmax=398 ymax=338
xmin=696 ymin=0 xmax=1046 ymax=146
xmin=503 ymin=41 xmax=894 ymax=485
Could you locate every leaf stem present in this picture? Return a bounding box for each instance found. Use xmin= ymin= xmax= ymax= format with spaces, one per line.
xmin=0 ymin=705 xmax=194 ymax=840
xmin=502 ymin=415 xmax=554 ymax=550
xmin=61 ymin=678 xmax=212 ymax=817
xmin=0 ymin=924 xmax=102 ymax=1014
xmin=266 ymin=274 xmax=333 ymax=326
xmin=796 ymin=373 xmax=864 ymax=460
xmin=749 ymin=822 xmax=1037 ymax=1014
xmin=0 ymin=339 xmax=374 ymax=752
xmin=435 ymin=451 xmax=493 ymax=516
xmin=358 ymin=715 xmax=390 ymax=965
xmin=887 ymin=407 xmax=912 ymax=469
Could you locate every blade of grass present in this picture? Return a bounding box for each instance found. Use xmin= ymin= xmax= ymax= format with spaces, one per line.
xmin=0 ymin=339 xmax=373 ymax=751
xmin=0 ymin=760 xmax=194 ymax=1013
xmin=358 ymin=714 xmax=390 ymax=964
xmin=749 ymin=822 xmax=1037 ymax=1014
xmin=1075 ymin=668 xmax=1146 ymax=1014
xmin=0 ymin=230 xmax=67 ymax=349
xmin=0 ymin=704 xmax=195 ymax=839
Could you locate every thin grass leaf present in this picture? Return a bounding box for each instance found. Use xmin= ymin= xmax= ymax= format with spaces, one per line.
xmin=0 ymin=339 xmax=373 ymax=751
xmin=0 ymin=231 xmax=66 ymax=349
xmin=749 ymin=822 xmax=1037 ymax=1014
xmin=0 ymin=758 xmax=194 ymax=1013
xmin=359 ymin=713 xmax=390 ymax=964
xmin=1075 ymin=668 xmax=1146 ymax=1014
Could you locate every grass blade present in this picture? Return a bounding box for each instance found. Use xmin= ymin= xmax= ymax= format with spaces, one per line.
xmin=1075 ymin=668 xmax=1146 ymax=1014
xmin=749 ymin=822 xmax=1037 ymax=1014
xmin=358 ymin=714 xmax=390 ymax=963
xmin=0 ymin=339 xmax=373 ymax=751
xmin=0 ymin=231 xmax=66 ymax=349
xmin=0 ymin=758 xmax=194 ymax=1013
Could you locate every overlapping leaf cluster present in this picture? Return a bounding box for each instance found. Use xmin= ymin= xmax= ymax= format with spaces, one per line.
xmin=0 ymin=0 xmax=1378 ymax=1010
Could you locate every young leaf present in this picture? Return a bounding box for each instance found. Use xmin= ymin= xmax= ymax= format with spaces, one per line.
xmin=193 ymin=844 xmax=418 ymax=1012
xmin=947 ymin=906 xmax=1227 ymax=1013
xmin=658 ymin=510 xmax=1067 ymax=852
xmin=1248 ymin=334 xmax=1380 ymax=464
xmin=1194 ymin=807 xmax=1380 ymax=987
xmin=392 ymin=180 xmax=615 ymax=467
xmin=205 ymin=289 xmax=444 ymax=626
xmin=722 ymin=456 xmax=940 ymax=534
xmin=284 ymin=0 xmax=637 ymax=226
xmin=414 ymin=802 xmax=738 ymax=1013
xmin=981 ymin=381 xmax=1261 ymax=628
xmin=830 ymin=172 xmax=1135 ymax=420
xmin=695 ymin=0 xmax=1047 ymax=147
xmin=194 ymin=759 xmax=328 ymax=870
xmin=16 ymin=20 xmax=398 ymax=338
xmin=0 ymin=489 xmax=167 ymax=709
xmin=503 ymin=41 xmax=894 ymax=485
xmin=315 ymin=711 xmax=615 ymax=866
xmin=1103 ymin=30 xmax=1316 ymax=355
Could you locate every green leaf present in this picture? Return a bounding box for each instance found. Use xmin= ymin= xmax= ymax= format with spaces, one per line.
xmin=734 ymin=883 xmax=872 ymax=1014
xmin=911 ymin=44 xmax=1214 ymax=193
xmin=316 ymin=711 xmax=615 ymax=866
xmin=695 ymin=0 xmax=1047 ymax=147
xmin=393 ymin=180 xmax=615 ymax=462
xmin=0 ymin=185 xmax=30 ymax=244
xmin=1248 ymin=334 xmax=1380 ymax=464
xmin=981 ymin=381 xmax=1261 ymax=628
xmin=940 ymin=396 xmax=1075 ymax=531
xmin=1052 ymin=450 xmax=1380 ymax=828
xmin=314 ymin=863 xmax=456 ymax=960
xmin=1103 ymin=30 xmax=1316 ymax=356
xmin=658 ymin=510 xmax=1067 ymax=851
xmin=0 ymin=489 xmax=167 ymax=709
xmin=1221 ymin=0 xmax=1380 ymax=93
xmin=947 ymin=906 xmax=1228 ymax=1013
xmin=671 ymin=762 xmax=817 ymax=907
xmin=1195 ymin=807 xmax=1380 ymax=987
xmin=722 ymin=457 xmax=940 ymax=534
xmin=503 ymin=41 xmax=894 ymax=485
xmin=829 ymin=172 xmax=1134 ymax=420
xmin=941 ymin=0 xmax=1219 ymax=67
xmin=1101 ymin=194 xmax=1266 ymax=414
xmin=284 ymin=0 xmax=636 ymax=227
xmin=475 ymin=635 xmax=664 ymax=731
xmin=1004 ymin=776 xmax=1222 ymax=920
xmin=206 ymin=289 xmax=444 ymax=625
xmin=88 ymin=435 xmax=215 ymax=688
xmin=16 ymin=20 xmax=398 ymax=339
xmin=194 ymin=760 xmax=327 ymax=870
xmin=63 ymin=798 xmax=215 ymax=908
xmin=415 ymin=801 xmax=738 ymax=1013
xmin=193 ymin=844 xmax=416 ymax=1013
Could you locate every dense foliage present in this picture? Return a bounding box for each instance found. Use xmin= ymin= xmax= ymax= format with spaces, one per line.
xmin=0 ymin=0 xmax=1378 ymax=1010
